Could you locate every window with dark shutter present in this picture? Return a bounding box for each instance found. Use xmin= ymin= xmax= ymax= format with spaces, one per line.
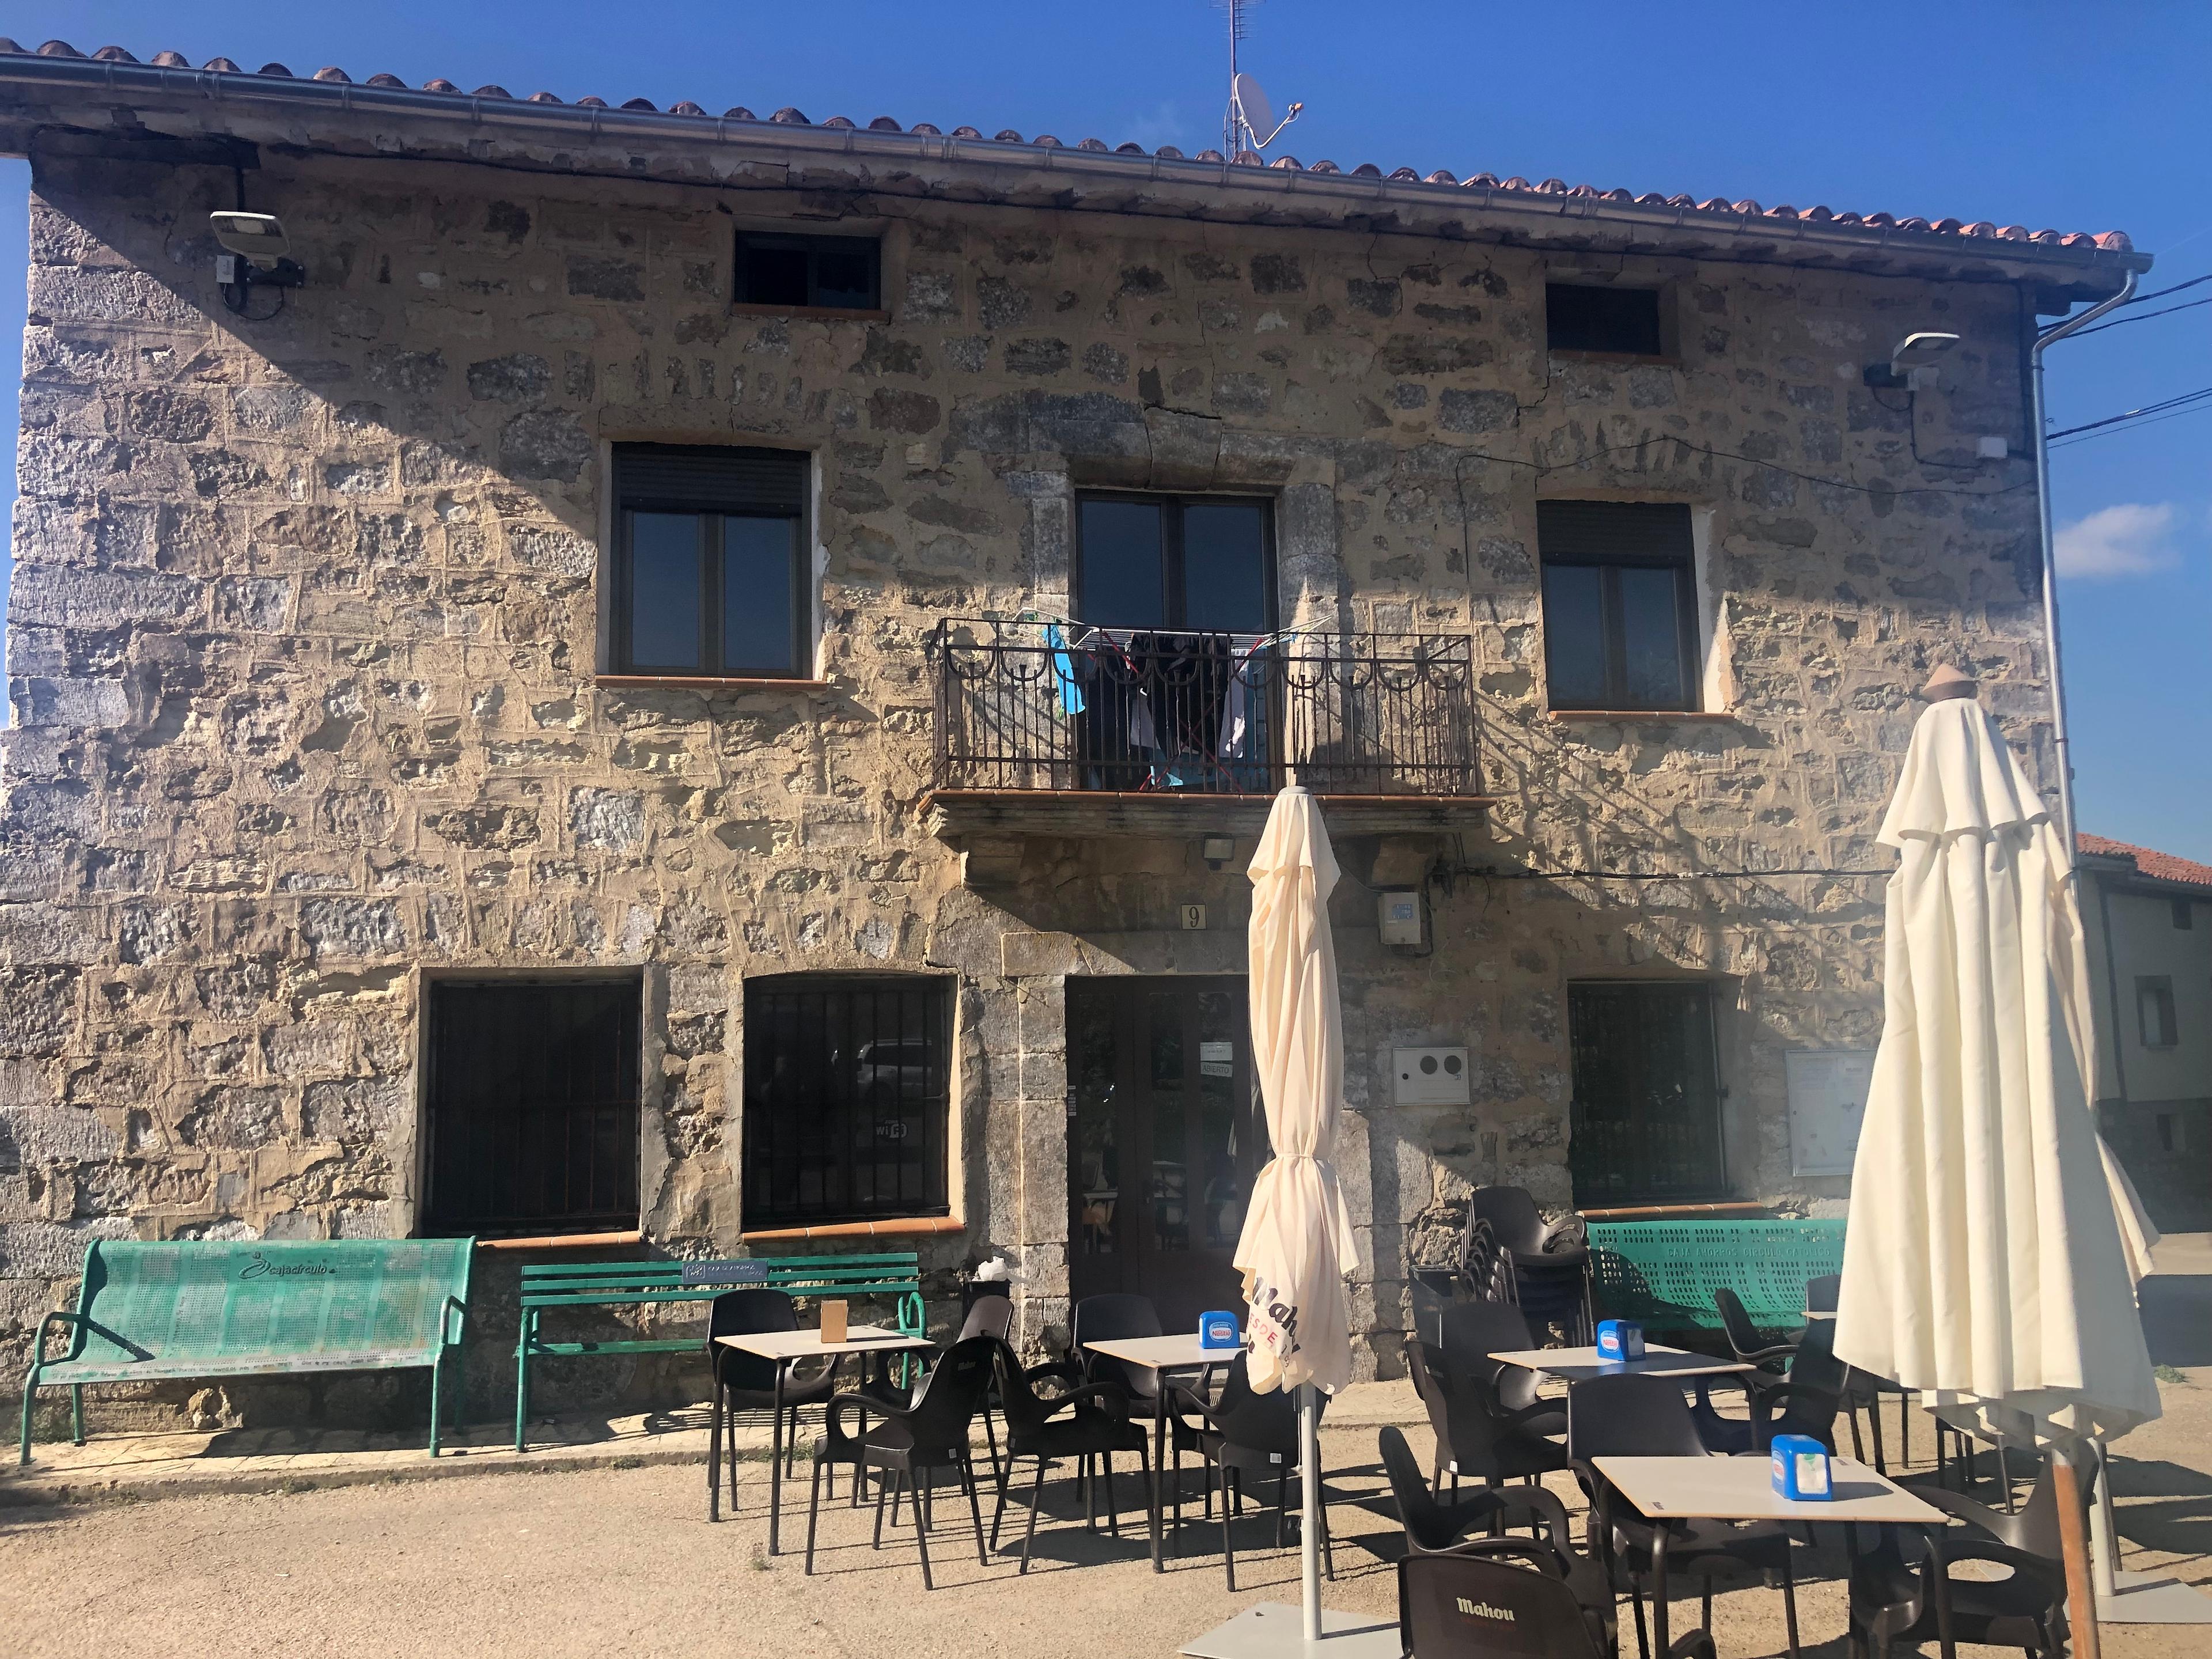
xmin=423 ymin=978 xmax=642 ymax=1236
xmin=734 ymin=231 xmax=881 ymax=311
xmin=2138 ymin=977 xmax=2179 ymax=1048
xmin=1546 ymin=283 xmax=1666 ymax=357
xmin=1537 ymin=501 xmax=1701 ymax=712
xmin=743 ymin=975 xmax=953 ymax=1229
xmin=611 ymin=444 xmax=811 ymax=679
xmin=1566 ymin=981 xmax=1728 ymax=1205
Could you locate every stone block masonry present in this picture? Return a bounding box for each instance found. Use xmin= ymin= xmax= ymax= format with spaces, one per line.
xmin=0 ymin=134 xmax=2063 ymax=1433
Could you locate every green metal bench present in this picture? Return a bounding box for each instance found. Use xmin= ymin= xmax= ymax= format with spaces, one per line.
xmin=1586 ymin=1219 xmax=1845 ymax=1332
xmin=513 ymin=1252 xmax=926 ymax=1450
xmin=19 ymin=1237 xmax=474 ymax=1464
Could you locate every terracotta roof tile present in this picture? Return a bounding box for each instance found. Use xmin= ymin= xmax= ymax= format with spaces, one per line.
xmin=2078 ymin=835 xmax=2212 ymax=891
xmin=0 ymin=39 xmax=2138 ymax=252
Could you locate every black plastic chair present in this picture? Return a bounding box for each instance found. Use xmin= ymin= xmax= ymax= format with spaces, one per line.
xmin=1400 ymin=1548 xmax=1716 ymax=1659
xmin=1714 ymin=1287 xmax=1798 ymax=1374
xmin=1850 ymin=1446 xmax=2094 ymax=1657
xmin=704 ymin=1287 xmax=839 ymax=1522
xmin=1568 ymin=1372 xmax=1802 ymax=1659
xmin=1466 ymin=1187 xmax=1593 ymax=1342
xmin=1169 ymin=1354 xmax=1335 ymax=1591
xmin=1690 ymin=1315 xmax=1847 ymax=1457
xmin=1804 ymin=1273 xmax=1909 ymax=1474
xmin=1409 ymin=1302 xmax=1569 ymax=1497
xmin=802 ymin=1334 xmax=996 ymax=1590
xmin=988 ymin=1338 xmax=1150 ymax=1573
xmin=1071 ymin=1292 xmax=1164 ymax=1404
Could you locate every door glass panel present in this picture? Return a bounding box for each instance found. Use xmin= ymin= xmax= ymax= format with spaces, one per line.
xmin=629 ymin=512 xmax=704 ymax=670
xmin=1540 ymin=563 xmax=1607 ymax=708
xmin=1078 ymin=499 xmax=1167 ymax=628
xmin=1618 ymin=563 xmax=1690 ymax=709
xmin=1182 ymin=501 xmax=1269 ymax=634
xmin=1147 ymin=990 xmax=1189 ymax=1255
xmin=1070 ymin=991 xmax=1120 ymax=1256
xmin=1196 ymin=989 xmax=1251 ymax=1248
xmin=722 ymin=515 xmax=798 ymax=676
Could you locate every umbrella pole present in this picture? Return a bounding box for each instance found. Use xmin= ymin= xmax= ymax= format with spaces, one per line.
xmin=1300 ymin=1383 xmax=1321 ymax=1646
xmin=2055 ymin=1442 xmax=2104 ymax=1659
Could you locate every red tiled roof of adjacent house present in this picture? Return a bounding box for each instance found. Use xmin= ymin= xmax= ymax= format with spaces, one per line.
xmin=0 ymin=37 xmax=2137 ymax=255
xmin=2080 ymin=834 xmax=2212 ymax=889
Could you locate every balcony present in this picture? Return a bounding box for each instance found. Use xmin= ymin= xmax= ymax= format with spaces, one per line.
xmin=922 ymin=619 xmax=1491 ymax=847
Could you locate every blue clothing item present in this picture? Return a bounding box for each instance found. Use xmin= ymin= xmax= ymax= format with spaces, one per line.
xmin=1044 ymin=624 xmax=1086 ymax=715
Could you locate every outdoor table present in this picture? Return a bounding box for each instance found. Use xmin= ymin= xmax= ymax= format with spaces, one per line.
xmin=1082 ymin=1332 xmax=1241 ymax=1572
xmin=715 ymin=1323 xmax=935 ymax=1555
xmin=1490 ymin=1343 xmax=1756 ymax=1384
xmin=1591 ymin=1453 xmax=1952 ymax=1658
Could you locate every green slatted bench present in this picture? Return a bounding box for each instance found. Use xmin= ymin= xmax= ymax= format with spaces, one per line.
xmin=19 ymin=1237 xmax=474 ymax=1464
xmin=514 ymin=1252 xmax=926 ymax=1450
xmin=1586 ymin=1219 xmax=1846 ymax=1332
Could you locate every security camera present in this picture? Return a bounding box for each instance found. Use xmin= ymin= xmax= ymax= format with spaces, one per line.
xmin=209 ymin=211 xmax=305 ymax=291
xmin=1863 ymin=331 xmax=1960 ymax=391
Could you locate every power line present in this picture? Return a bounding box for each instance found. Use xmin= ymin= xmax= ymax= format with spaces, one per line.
xmin=2045 ymin=383 xmax=2212 ymax=442
xmin=2062 ymin=293 xmax=2212 ymax=339
xmin=2119 ymin=271 xmax=2212 ymax=307
xmin=2050 ymin=400 xmax=2212 ymax=449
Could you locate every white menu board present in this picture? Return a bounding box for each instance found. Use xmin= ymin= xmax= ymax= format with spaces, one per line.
xmin=1786 ymin=1049 xmax=1877 ymax=1176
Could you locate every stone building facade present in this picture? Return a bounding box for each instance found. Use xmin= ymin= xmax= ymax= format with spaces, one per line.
xmin=0 ymin=48 xmax=2146 ymax=1435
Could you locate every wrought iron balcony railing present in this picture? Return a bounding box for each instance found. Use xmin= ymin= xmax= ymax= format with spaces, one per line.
xmin=929 ymin=619 xmax=1479 ymax=797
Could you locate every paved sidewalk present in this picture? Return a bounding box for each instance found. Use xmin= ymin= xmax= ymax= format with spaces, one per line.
xmin=2 ymin=1376 xmax=1426 ymax=1509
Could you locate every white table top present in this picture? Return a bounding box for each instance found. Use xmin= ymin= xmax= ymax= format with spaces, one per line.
xmin=714 ymin=1324 xmax=934 ymax=1361
xmin=1491 ymin=1344 xmax=1755 ymax=1382
xmin=1593 ymin=1455 xmax=1948 ymax=1524
xmin=1083 ymin=1334 xmax=1242 ymax=1370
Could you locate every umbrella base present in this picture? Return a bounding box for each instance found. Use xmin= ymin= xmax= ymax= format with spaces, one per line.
xmin=2097 ymin=1570 xmax=2212 ymax=1624
xmin=1180 ymin=1602 xmax=1402 ymax=1657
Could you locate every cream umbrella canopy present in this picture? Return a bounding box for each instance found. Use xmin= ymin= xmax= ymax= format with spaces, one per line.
xmin=1834 ymin=683 xmax=2160 ymax=1447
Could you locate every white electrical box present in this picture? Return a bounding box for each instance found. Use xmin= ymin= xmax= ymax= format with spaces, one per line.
xmin=1394 ymin=1047 xmax=1469 ymax=1106
xmin=1377 ymin=890 xmax=1422 ymax=945
xmin=1976 ymin=435 xmax=2009 ymax=460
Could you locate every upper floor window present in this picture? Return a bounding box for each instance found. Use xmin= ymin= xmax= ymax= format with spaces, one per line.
xmin=2139 ymin=976 xmax=2179 ymax=1049
xmin=1546 ymin=283 xmax=1666 ymax=358
xmin=1537 ymin=501 xmax=1699 ymax=712
xmin=743 ymin=975 xmax=953 ymax=1229
xmin=1073 ymin=494 xmax=1274 ymax=634
xmin=735 ymin=230 xmax=881 ymax=310
xmin=611 ymin=444 xmax=810 ymax=679
xmin=2173 ymin=899 xmax=2195 ymax=930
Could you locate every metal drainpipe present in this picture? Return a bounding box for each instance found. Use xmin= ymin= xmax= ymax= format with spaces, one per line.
xmin=2030 ymin=269 xmax=2137 ymax=857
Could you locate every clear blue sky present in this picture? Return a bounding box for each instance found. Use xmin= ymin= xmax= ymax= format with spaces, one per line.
xmin=5 ymin=3 xmax=2208 ymax=857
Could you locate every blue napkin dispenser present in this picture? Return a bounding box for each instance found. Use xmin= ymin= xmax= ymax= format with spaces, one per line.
xmin=1595 ymin=1319 xmax=1646 ymax=1362
xmin=1199 ymin=1310 xmax=1241 ymax=1350
xmin=1770 ymin=1433 xmax=1834 ymax=1500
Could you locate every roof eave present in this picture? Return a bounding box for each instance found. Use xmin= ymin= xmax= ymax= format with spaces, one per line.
xmin=0 ymin=55 xmax=2151 ymax=300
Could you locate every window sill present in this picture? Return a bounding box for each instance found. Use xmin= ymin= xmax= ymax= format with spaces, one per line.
xmin=475 ymin=1229 xmax=645 ymax=1251
xmin=1547 ymin=709 xmax=1735 ymax=722
xmin=730 ymin=302 xmax=891 ymax=323
xmin=1546 ymin=349 xmax=1683 ymax=368
xmin=741 ymin=1215 xmax=964 ymax=1244
xmin=597 ymin=675 xmax=831 ymax=691
xmin=1580 ymin=1201 xmax=1767 ymax=1221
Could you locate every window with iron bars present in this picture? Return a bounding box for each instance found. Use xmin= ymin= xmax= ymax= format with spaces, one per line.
xmin=743 ymin=975 xmax=953 ymax=1229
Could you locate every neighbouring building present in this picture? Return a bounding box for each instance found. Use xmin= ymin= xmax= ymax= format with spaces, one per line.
xmin=2081 ymin=834 xmax=2212 ymax=1230
xmin=0 ymin=39 xmax=2155 ymax=1437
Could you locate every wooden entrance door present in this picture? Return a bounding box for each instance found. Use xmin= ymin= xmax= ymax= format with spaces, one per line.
xmin=1066 ymin=977 xmax=1268 ymax=1332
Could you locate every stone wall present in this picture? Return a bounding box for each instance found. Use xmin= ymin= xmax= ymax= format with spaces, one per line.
xmin=2 ymin=143 xmax=2059 ymax=1431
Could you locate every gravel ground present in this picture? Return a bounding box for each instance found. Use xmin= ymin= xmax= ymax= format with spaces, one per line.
xmin=6 ymin=1391 xmax=2209 ymax=1659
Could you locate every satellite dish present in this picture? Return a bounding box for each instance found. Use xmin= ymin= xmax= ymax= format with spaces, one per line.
xmin=1232 ymin=72 xmax=1274 ymax=144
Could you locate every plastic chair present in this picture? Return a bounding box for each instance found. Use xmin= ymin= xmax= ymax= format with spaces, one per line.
xmin=1408 ymin=1302 xmax=1569 ymax=1497
xmin=1805 ymin=1272 xmax=1910 ymax=1472
xmin=1071 ymin=1293 xmax=1164 ymax=1404
xmin=1568 ymin=1372 xmax=1802 ymax=1659
xmin=1169 ymin=1354 xmax=1335 ymax=1591
xmin=988 ymin=1338 xmax=1150 ymax=1573
xmin=1714 ymin=1286 xmax=1797 ymax=1373
xmin=1851 ymin=1446 xmax=2093 ymax=1657
xmin=704 ymin=1288 xmax=838 ymax=1522
xmin=1465 ymin=1187 xmax=1593 ymax=1342
xmin=802 ymin=1334 xmax=996 ymax=1589
xmin=1399 ymin=1548 xmax=1716 ymax=1659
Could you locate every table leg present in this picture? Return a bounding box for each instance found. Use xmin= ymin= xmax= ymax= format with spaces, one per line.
xmin=1652 ymin=1522 xmax=1671 ymax=1659
xmin=708 ymin=1372 xmax=722 ymax=1524
xmin=768 ymin=1361 xmax=787 ymax=1555
xmin=1150 ymin=1382 xmax=1168 ymax=1571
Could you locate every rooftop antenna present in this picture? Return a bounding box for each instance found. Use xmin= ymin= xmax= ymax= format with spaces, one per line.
xmin=1218 ymin=0 xmax=1303 ymax=157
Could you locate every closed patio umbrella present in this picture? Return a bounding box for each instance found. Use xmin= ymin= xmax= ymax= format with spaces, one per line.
xmin=1836 ymin=670 xmax=2161 ymax=1656
xmin=1181 ymin=787 xmax=1393 ymax=1658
